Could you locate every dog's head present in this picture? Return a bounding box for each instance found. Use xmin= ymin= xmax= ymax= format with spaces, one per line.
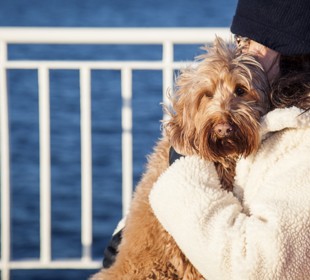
xmin=165 ymin=37 xmax=270 ymax=164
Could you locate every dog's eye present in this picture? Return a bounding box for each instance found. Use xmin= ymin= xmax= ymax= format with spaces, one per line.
xmin=204 ymin=91 xmax=213 ymax=99
xmin=234 ymin=86 xmax=247 ymax=97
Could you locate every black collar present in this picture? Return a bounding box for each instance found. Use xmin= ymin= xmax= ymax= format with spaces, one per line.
xmin=169 ymin=147 xmax=184 ymax=165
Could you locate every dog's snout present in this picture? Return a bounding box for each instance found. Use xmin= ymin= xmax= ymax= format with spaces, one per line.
xmin=214 ymin=123 xmax=233 ymax=137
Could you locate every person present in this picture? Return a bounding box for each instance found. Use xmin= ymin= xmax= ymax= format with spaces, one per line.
xmin=148 ymin=0 xmax=310 ymax=279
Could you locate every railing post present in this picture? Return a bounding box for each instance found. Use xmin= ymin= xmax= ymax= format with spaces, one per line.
xmin=121 ymin=67 xmax=133 ymax=217
xmin=38 ymin=66 xmax=52 ymax=264
xmin=162 ymin=41 xmax=174 ymax=120
xmin=0 ymin=40 xmax=11 ymax=280
xmin=80 ymin=67 xmax=93 ymax=261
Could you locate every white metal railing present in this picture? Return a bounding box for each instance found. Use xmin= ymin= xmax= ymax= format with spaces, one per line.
xmin=0 ymin=27 xmax=231 ymax=279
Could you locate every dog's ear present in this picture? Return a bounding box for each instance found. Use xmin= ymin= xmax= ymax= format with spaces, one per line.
xmin=164 ymin=109 xmax=198 ymax=156
xmin=164 ymin=72 xmax=199 ymax=156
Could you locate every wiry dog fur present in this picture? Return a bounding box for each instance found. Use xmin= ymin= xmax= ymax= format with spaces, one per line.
xmin=91 ymin=37 xmax=270 ymax=280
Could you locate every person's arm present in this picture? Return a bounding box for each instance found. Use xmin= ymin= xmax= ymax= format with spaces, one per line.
xmin=149 ymin=155 xmax=310 ymax=279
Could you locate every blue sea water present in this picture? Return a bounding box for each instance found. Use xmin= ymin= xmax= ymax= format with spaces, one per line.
xmin=0 ymin=0 xmax=237 ymax=279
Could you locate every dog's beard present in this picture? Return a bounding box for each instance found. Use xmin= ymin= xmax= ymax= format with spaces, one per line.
xmin=196 ymin=110 xmax=261 ymax=164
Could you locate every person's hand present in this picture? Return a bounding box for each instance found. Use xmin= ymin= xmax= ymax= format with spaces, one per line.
xmin=247 ymin=40 xmax=280 ymax=82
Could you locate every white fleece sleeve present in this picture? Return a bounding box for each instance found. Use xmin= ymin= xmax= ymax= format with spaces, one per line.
xmin=149 ymin=155 xmax=310 ymax=280
xmin=149 ymin=156 xmax=244 ymax=279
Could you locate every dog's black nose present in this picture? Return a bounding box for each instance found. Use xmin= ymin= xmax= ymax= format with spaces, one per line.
xmin=214 ymin=123 xmax=233 ymax=137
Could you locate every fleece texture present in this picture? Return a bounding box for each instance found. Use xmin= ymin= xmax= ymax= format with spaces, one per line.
xmin=149 ymin=107 xmax=310 ymax=280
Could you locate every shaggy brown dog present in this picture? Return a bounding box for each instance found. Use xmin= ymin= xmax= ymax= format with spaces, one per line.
xmin=91 ymin=37 xmax=270 ymax=280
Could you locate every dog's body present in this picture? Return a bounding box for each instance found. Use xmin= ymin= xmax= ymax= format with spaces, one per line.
xmin=92 ymin=38 xmax=270 ymax=280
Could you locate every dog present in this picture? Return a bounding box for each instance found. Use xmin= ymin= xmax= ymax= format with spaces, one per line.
xmin=91 ymin=37 xmax=270 ymax=280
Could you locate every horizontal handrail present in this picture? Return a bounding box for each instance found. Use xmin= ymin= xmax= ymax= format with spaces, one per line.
xmin=3 ymin=61 xmax=189 ymax=69
xmin=0 ymin=260 xmax=101 ymax=269
xmin=0 ymin=27 xmax=231 ymax=44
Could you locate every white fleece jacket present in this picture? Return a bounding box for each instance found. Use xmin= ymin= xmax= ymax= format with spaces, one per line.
xmin=149 ymin=107 xmax=310 ymax=280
